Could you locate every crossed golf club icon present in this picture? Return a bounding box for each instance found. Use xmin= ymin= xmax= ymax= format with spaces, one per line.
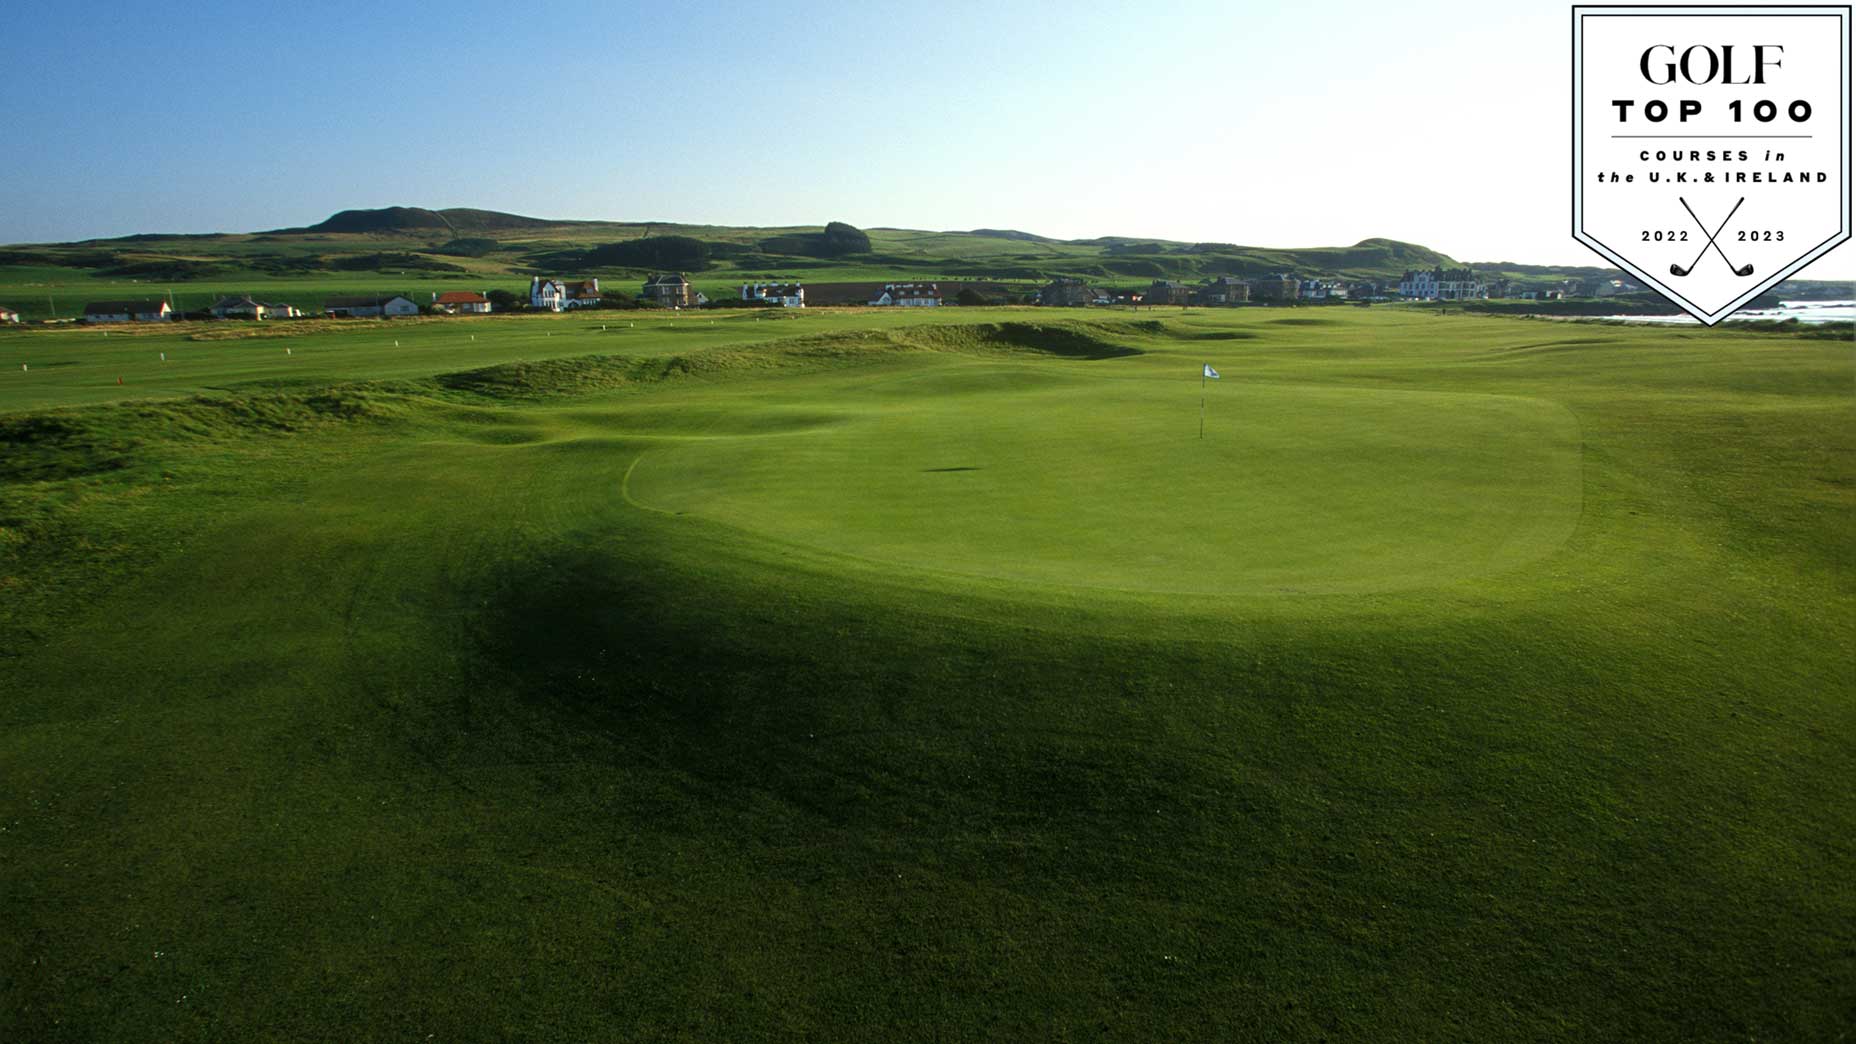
xmin=1670 ymin=196 xmax=1755 ymax=278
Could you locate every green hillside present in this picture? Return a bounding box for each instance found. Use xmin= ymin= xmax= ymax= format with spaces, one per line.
xmin=0 ymin=208 xmax=1484 ymax=322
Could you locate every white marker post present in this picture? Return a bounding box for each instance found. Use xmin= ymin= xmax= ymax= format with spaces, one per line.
xmin=1200 ymin=362 xmax=1221 ymax=439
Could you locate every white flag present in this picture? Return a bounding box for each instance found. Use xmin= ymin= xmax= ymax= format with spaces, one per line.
xmin=1203 ymin=364 xmax=1220 ymax=379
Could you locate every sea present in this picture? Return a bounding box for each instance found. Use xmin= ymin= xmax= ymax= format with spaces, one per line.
xmin=1603 ymin=299 xmax=1856 ymax=325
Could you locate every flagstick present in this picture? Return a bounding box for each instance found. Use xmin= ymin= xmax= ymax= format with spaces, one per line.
xmin=1200 ymin=364 xmax=1206 ymax=440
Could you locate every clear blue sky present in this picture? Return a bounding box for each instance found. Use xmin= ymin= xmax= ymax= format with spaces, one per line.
xmin=3 ymin=0 xmax=1849 ymax=276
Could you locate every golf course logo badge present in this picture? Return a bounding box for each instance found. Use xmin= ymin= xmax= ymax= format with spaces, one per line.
xmin=1573 ymin=5 xmax=1851 ymax=324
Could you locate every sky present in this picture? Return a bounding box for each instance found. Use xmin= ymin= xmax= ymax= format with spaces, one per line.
xmin=2 ymin=0 xmax=1850 ymax=277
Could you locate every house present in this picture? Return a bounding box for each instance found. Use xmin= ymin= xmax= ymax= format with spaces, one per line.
xmin=1145 ymin=280 xmax=1190 ymax=306
xmin=1109 ymin=289 xmax=1145 ymax=307
xmin=798 ymin=281 xmax=1013 ymax=307
xmin=1298 ymin=279 xmax=1346 ymax=301
xmin=210 ymin=297 xmax=302 ymax=319
xmin=1038 ymin=277 xmax=1095 ymax=307
xmin=433 ymin=291 xmax=492 ymax=315
xmin=640 ymin=273 xmax=692 ymax=309
xmin=740 ymin=283 xmax=804 ymax=307
xmin=1398 ymin=268 xmax=1487 ymax=300
xmin=323 ymin=295 xmax=418 ymax=318
xmin=1249 ymin=274 xmax=1300 ymax=302
xmin=1193 ymin=277 xmax=1250 ymax=306
xmin=531 ymin=277 xmax=601 ymax=311
xmin=868 ymin=283 xmax=941 ymax=307
xmin=0 ymin=306 xmax=20 ymax=323
xmin=83 ymin=300 xmax=172 ymax=323
xmin=209 ymin=296 xmax=265 ymax=320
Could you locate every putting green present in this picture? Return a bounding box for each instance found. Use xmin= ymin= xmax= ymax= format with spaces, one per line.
xmin=624 ymin=364 xmax=1584 ymax=594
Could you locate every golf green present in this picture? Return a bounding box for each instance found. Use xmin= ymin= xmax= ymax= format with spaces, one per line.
xmin=622 ymin=366 xmax=1583 ymax=594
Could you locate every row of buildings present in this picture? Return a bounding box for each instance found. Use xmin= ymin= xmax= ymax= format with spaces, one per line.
xmin=1040 ymin=268 xmax=1538 ymax=307
xmin=649 ymin=277 xmax=944 ymax=309
xmin=74 ymin=294 xmax=428 ymax=323
xmin=35 ymin=267 xmax=1647 ymax=325
xmin=1038 ymin=274 xmax=1370 ymax=308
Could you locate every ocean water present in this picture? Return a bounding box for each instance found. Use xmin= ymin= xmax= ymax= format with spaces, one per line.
xmin=1605 ymin=299 xmax=1856 ymax=325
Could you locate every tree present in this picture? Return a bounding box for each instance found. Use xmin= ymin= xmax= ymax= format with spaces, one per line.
xmin=820 ymin=221 xmax=871 ymax=256
xmin=586 ymin=236 xmax=711 ymax=271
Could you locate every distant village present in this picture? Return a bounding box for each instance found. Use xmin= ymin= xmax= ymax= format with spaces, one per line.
xmin=19 ymin=268 xmax=1651 ymax=326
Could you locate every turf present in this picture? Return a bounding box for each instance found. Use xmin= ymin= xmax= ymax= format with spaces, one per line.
xmin=1 ymin=307 xmax=1851 ymax=1041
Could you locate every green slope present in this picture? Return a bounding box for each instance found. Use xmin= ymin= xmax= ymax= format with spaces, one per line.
xmin=0 ymin=208 xmax=1477 ymax=322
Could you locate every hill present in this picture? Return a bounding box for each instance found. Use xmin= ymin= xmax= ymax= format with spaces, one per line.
xmin=0 ymin=206 xmax=1675 ymax=321
xmin=289 ymin=206 xmax=559 ymax=235
xmin=966 ymin=228 xmax=1061 ymax=244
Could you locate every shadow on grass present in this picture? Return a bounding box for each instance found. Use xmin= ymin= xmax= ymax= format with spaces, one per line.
xmin=453 ymin=541 xmax=1288 ymax=881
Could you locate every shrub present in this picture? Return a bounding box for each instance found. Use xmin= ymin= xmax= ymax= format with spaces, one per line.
xmin=586 ymin=236 xmax=711 ymax=271
xmin=758 ymin=222 xmax=871 ymax=258
xmin=433 ymin=238 xmax=500 ymax=258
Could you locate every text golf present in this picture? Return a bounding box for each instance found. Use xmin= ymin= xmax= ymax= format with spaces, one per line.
xmin=1611 ymin=43 xmax=1814 ymax=123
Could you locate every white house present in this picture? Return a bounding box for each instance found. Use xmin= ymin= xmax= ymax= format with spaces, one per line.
xmin=83 ymin=299 xmax=172 ymax=323
xmin=869 ymin=282 xmax=941 ymax=307
xmin=210 ymin=297 xmax=302 ymax=320
xmin=740 ymin=283 xmax=804 ymax=307
xmin=433 ymin=291 xmax=492 ymax=314
xmin=209 ymin=296 xmax=264 ymax=320
xmin=532 ymin=277 xmax=601 ymax=311
xmin=1398 ymin=267 xmax=1487 ymax=301
xmin=323 ymin=295 xmax=418 ymax=318
xmin=1298 ymin=279 xmax=1347 ymax=300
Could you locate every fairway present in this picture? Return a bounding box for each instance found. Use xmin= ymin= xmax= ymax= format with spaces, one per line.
xmin=624 ymin=368 xmax=1584 ymax=594
xmin=1 ymin=306 xmax=1851 ymax=1042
